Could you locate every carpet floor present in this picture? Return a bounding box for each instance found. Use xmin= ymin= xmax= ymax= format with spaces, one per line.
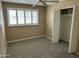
xmin=7 ymin=37 xmax=79 ymax=58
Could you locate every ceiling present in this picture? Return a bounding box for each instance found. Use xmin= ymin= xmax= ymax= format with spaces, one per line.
xmin=1 ymin=0 xmax=61 ymax=6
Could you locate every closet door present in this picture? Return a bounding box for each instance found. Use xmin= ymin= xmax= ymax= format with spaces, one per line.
xmin=52 ymin=9 xmax=60 ymax=43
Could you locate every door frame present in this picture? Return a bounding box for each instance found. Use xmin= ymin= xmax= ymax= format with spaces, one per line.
xmin=60 ymin=6 xmax=76 ymax=53
xmin=0 ymin=1 xmax=7 ymax=57
xmin=52 ymin=9 xmax=60 ymax=43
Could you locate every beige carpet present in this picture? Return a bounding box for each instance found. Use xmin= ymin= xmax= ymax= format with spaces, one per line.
xmin=7 ymin=37 xmax=79 ymax=58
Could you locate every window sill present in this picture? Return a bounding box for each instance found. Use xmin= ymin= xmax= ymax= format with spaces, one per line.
xmin=8 ymin=24 xmax=38 ymax=27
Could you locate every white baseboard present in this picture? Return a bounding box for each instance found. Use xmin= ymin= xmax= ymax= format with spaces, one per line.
xmin=44 ymin=35 xmax=52 ymax=40
xmin=76 ymin=52 xmax=79 ymax=55
xmin=7 ymin=35 xmax=52 ymax=43
xmin=7 ymin=35 xmax=45 ymax=43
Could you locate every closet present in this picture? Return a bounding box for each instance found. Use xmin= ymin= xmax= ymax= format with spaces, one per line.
xmin=59 ymin=8 xmax=73 ymax=43
xmin=52 ymin=6 xmax=79 ymax=53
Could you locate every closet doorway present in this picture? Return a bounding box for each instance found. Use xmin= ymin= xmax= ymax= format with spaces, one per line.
xmin=52 ymin=6 xmax=79 ymax=53
xmin=60 ymin=8 xmax=73 ymax=44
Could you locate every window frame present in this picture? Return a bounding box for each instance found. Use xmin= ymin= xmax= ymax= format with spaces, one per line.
xmin=7 ymin=8 xmax=39 ymax=27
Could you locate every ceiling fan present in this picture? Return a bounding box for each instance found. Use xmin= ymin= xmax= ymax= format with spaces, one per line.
xmin=32 ymin=0 xmax=60 ymax=7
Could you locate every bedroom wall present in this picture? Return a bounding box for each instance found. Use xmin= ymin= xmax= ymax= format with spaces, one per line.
xmin=2 ymin=2 xmax=46 ymax=41
xmin=46 ymin=0 xmax=79 ymax=52
xmin=46 ymin=5 xmax=54 ymax=38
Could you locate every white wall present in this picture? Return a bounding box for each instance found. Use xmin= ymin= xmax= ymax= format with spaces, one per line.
xmin=0 ymin=1 xmax=6 ymax=57
xmin=46 ymin=5 xmax=54 ymax=38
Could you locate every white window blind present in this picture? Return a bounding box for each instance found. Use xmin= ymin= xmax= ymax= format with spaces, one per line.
xmin=7 ymin=8 xmax=39 ymax=26
xmin=32 ymin=11 xmax=38 ymax=24
xmin=8 ymin=10 xmax=17 ymax=25
xmin=17 ymin=10 xmax=25 ymax=24
xmin=25 ymin=11 xmax=31 ymax=24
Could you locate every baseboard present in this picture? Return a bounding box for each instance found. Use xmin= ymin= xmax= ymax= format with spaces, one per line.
xmin=7 ymin=35 xmax=45 ymax=43
xmin=76 ymin=52 xmax=79 ymax=55
xmin=7 ymin=35 xmax=52 ymax=43
xmin=44 ymin=35 xmax=52 ymax=40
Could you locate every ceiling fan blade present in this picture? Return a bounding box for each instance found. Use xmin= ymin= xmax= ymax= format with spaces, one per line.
xmin=32 ymin=2 xmax=38 ymax=7
xmin=40 ymin=0 xmax=48 ymax=6
xmin=32 ymin=0 xmax=39 ymax=7
xmin=42 ymin=0 xmax=59 ymax=3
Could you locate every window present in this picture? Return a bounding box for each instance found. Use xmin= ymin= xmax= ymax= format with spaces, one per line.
xmin=8 ymin=10 xmax=17 ymax=25
xmin=25 ymin=11 xmax=31 ymax=24
xmin=8 ymin=8 xmax=39 ymax=26
xmin=32 ymin=11 xmax=38 ymax=24
xmin=17 ymin=10 xmax=25 ymax=24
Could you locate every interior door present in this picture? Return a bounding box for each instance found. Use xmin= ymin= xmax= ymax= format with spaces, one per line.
xmin=52 ymin=9 xmax=60 ymax=43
